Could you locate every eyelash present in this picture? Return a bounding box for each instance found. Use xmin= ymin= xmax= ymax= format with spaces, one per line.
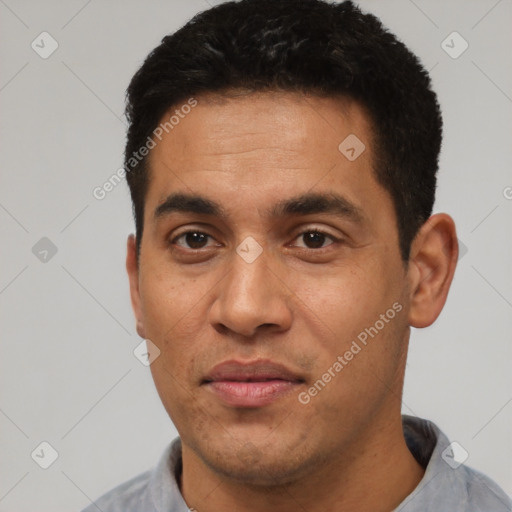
xmin=170 ymin=228 xmax=340 ymax=251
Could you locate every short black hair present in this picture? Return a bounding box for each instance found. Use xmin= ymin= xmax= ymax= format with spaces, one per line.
xmin=124 ymin=0 xmax=442 ymax=261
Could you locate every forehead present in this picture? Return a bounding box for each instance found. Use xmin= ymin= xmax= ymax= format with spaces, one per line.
xmin=143 ymin=91 xmax=391 ymax=227
xmin=150 ymin=90 xmax=373 ymax=167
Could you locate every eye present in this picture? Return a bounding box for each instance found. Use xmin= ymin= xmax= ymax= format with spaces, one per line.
xmin=170 ymin=228 xmax=339 ymax=252
xmin=171 ymin=230 xmax=217 ymax=250
xmin=291 ymin=229 xmax=338 ymax=250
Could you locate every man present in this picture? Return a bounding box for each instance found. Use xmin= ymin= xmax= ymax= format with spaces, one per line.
xmin=83 ymin=0 xmax=511 ymax=510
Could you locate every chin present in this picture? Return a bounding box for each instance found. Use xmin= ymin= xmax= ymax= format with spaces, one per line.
xmin=192 ymin=434 xmax=323 ymax=487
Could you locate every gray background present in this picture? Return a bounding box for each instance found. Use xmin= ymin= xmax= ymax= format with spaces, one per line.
xmin=0 ymin=0 xmax=511 ymax=510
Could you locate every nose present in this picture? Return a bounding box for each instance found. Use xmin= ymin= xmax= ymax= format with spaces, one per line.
xmin=208 ymin=245 xmax=293 ymax=339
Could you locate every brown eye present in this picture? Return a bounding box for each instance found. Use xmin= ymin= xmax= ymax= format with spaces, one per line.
xmin=173 ymin=231 xmax=212 ymax=249
xmin=293 ymin=230 xmax=337 ymax=250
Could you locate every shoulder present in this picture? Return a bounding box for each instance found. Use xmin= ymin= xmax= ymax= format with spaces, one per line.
xmin=81 ymin=438 xmax=185 ymax=512
xmin=81 ymin=469 xmax=153 ymax=512
xmin=460 ymin=464 xmax=512 ymax=511
xmin=400 ymin=415 xmax=511 ymax=511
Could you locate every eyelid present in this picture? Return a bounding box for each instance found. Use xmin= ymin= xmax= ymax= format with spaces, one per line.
xmin=290 ymin=224 xmax=339 ymax=239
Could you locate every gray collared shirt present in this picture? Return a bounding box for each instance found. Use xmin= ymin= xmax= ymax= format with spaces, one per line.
xmin=82 ymin=415 xmax=511 ymax=511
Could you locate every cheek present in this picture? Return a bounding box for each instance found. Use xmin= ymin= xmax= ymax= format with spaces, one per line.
xmin=294 ymin=257 xmax=406 ymax=388
xmin=139 ymin=263 xmax=206 ymax=337
xmin=138 ymin=281 xmax=206 ymax=400
xmin=292 ymin=258 xmax=398 ymax=340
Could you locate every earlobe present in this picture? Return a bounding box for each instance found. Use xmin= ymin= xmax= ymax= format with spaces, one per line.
xmin=126 ymin=234 xmax=146 ymax=338
xmin=407 ymin=214 xmax=458 ymax=328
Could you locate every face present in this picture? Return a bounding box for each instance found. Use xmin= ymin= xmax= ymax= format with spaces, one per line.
xmin=128 ymin=91 xmax=414 ymax=485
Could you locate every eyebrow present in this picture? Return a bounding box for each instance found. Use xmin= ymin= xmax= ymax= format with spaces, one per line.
xmin=154 ymin=191 xmax=365 ymax=224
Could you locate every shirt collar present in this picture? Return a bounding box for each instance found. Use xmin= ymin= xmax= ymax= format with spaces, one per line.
xmin=148 ymin=436 xmax=188 ymax=511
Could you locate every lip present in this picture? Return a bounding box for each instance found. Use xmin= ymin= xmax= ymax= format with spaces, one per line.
xmin=202 ymin=359 xmax=305 ymax=408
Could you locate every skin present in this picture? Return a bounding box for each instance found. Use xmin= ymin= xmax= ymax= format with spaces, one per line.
xmin=126 ymin=90 xmax=458 ymax=512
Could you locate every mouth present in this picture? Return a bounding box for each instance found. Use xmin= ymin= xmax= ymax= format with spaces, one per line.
xmin=202 ymin=359 xmax=305 ymax=408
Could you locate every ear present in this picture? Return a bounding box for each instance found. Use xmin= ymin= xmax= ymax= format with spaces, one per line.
xmin=407 ymin=213 xmax=458 ymax=328
xmin=126 ymin=234 xmax=146 ymax=338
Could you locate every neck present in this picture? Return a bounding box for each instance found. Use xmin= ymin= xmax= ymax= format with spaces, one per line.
xmin=180 ymin=413 xmax=425 ymax=512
